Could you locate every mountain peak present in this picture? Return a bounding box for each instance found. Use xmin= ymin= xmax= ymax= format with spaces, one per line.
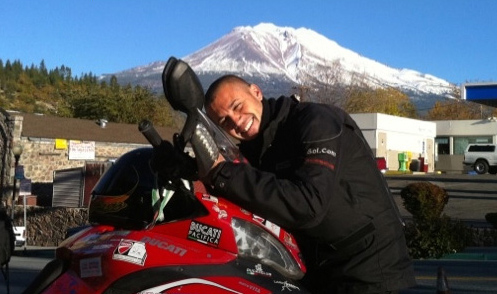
xmin=184 ymin=22 xmax=452 ymax=96
xmin=104 ymin=23 xmax=454 ymax=111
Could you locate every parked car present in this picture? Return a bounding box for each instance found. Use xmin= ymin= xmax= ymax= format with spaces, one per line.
xmin=13 ymin=226 xmax=25 ymax=247
xmin=463 ymin=144 xmax=497 ymax=174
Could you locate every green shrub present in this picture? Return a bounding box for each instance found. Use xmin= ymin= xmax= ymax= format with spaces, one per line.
xmin=404 ymin=216 xmax=473 ymax=259
xmin=400 ymin=182 xmax=448 ymax=222
xmin=400 ymin=182 xmax=473 ymax=259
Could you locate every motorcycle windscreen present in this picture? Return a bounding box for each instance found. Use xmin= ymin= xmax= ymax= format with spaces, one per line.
xmin=89 ymin=148 xmax=155 ymax=230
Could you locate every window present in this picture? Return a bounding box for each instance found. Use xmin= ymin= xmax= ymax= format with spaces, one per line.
xmin=468 ymin=145 xmax=495 ymax=152
xmin=435 ymin=137 xmax=449 ymax=154
xmin=454 ymin=136 xmax=492 ymax=155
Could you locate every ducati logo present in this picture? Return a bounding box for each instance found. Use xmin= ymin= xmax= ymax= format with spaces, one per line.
xmin=118 ymin=240 xmax=133 ymax=254
xmin=113 ymin=239 xmax=147 ymax=266
xmin=188 ymin=220 xmax=222 ymax=247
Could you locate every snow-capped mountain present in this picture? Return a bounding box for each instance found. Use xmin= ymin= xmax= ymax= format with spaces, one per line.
xmin=103 ymin=23 xmax=454 ymax=110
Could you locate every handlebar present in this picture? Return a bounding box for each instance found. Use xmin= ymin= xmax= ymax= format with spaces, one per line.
xmin=138 ymin=119 xmax=199 ymax=181
xmin=138 ymin=119 xmax=162 ymax=148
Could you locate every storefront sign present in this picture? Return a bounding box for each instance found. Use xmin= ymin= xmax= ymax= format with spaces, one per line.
xmin=69 ymin=141 xmax=95 ymax=160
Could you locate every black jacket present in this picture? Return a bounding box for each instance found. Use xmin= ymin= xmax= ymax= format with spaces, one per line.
xmin=210 ymin=96 xmax=416 ymax=293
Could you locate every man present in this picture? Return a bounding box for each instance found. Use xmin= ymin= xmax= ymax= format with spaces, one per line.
xmin=202 ymin=74 xmax=416 ymax=294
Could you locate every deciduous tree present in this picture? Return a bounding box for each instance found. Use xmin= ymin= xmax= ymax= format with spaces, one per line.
xmin=425 ymin=86 xmax=494 ymax=120
xmin=344 ymin=86 xmax=417 ymax=118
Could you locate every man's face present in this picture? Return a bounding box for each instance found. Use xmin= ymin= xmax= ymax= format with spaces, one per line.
xmin=206 ymin=82 xmax=263 ymax=141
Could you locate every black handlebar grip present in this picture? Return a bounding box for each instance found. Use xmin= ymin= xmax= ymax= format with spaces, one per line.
xmin=138 ymin=119 xmax=162 ymax=148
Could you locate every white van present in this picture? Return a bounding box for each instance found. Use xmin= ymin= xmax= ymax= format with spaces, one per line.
xmin=463 ymin=144 xmax=497 ymax=174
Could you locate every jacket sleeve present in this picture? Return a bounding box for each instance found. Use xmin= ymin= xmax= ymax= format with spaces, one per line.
xmin=208 ymin=104 xmax=344 ymax=230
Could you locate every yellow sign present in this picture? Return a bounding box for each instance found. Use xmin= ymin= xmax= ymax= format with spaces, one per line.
xmin=55 ymin=139 xmax=68 ymax=150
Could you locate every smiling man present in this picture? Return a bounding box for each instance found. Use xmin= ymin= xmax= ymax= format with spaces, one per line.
xmin=203 ymin=74 xmax=416 ymax=294
xmin=205 ymin=76 xmax=263 ymax=141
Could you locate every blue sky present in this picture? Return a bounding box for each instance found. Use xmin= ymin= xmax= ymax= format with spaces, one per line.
xmin=2 ymin=0 xmax=496 ymax=85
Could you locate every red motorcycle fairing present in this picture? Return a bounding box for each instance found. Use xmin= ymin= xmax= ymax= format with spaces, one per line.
xmin=43 ymin=262 xmax=304 ymax=293
xmin=37 ymin=186 xmax=308 ymax=293
xmin=104 ymin=259 xmax=304 ymax=293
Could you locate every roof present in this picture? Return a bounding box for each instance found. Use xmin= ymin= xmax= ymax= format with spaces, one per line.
xmin=17 ymin=112 xmax=180 ymax=144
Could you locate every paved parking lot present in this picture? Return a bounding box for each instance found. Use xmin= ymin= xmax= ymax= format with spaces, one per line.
xmin=386 ymin=172 xmax=497 ymax=223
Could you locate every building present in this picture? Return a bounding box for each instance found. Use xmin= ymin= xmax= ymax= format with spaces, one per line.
xmin=350 ymin=113 xmax=436 ymax=172
xmin=0 ymin=110 xmax=179 ymax=208
xmin=434 ymin=118 xmax=497 ymax=173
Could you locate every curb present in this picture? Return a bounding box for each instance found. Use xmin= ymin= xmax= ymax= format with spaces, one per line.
xmin=13 ymin=246 xmax=56 ymax=258
xmin=440 ymin=247 xmax=497 ymax=261
xmin=441 ymin=252 xmax=497 ymax=261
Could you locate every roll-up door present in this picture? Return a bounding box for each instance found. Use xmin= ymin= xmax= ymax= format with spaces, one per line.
xmin=52 ymin=168 xmax=83 ymax=207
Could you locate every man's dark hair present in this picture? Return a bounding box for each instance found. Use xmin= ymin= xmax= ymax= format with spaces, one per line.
xmin=205 ymin=75 xmax=250 ymax=107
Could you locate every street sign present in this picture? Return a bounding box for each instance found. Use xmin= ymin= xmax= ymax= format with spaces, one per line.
xmin=20 ymin=179 xmax=32 ymax=196
xmin=15 ymin=165 xmax=25 ymax=180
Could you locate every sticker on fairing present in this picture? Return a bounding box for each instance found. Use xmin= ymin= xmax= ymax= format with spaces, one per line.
xmin=264 ymin=220 xmax=281 ymax=237
xmin=247 ymin=263 xmax=272 ymax=277
xmin=188 ymin=220 xmax=222 ymax=247
xmin=252 ymin=214 xmax=264 ymax=223
xmin=112 ymin=239 xmax=147 ymax=266
xmin=80 ymin=256 xmax=102 ymax=278
xmin=201 ymin=194 xmax=219 ymax=203
xmin=283 ymin=232 xmax=299 ymax=250
xmin=140 ymin=236 xmax=188 ymax=256
xmin=212 ymin=205 xmax=228 ymax=219
xmin=253 ymin=215 xmax=281 ymax=237
xmin=274 ymin=280 xmax=300 ymax=292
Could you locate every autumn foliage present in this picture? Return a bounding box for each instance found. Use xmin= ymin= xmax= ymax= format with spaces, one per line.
xmin=0 ymin=59 xmax=179 ymax=127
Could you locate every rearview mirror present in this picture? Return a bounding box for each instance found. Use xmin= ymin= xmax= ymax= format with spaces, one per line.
xmin=162 ymin=57 xmax=204 ymax=115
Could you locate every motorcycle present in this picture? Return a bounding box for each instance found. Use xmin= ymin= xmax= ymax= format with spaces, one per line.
xmin=23 ymin=57 xmax=310 ymax=294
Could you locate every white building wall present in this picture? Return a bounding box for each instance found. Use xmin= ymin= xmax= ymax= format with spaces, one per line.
xmin=360 ymin=130 xmax=377 ymax=148
xmin=351 ymin=113 xmax=436 ymax=171
xmin=436 ymin=119 xmax=497 ymax=140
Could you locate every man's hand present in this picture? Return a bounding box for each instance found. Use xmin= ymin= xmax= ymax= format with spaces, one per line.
xmin=151 ymin=140 xmax=198 ymax=181
xmin=212 ymin=154 xmax=226 ymax=170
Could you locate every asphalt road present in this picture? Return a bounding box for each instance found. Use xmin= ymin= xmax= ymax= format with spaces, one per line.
xmin=402 ymin=252 xmax=497 ymax=294
xmin=2 ymin=247 xmax=55 ymax=294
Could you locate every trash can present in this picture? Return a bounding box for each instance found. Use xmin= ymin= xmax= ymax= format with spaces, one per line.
xmin=398 ymin=152 xmax=407 ymax=171
xmin=409 ymin=159 xmax=420 ymax=171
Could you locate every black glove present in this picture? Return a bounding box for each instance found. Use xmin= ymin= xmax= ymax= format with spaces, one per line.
xmin=151 ymin=140 xmax=198 ymax=182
